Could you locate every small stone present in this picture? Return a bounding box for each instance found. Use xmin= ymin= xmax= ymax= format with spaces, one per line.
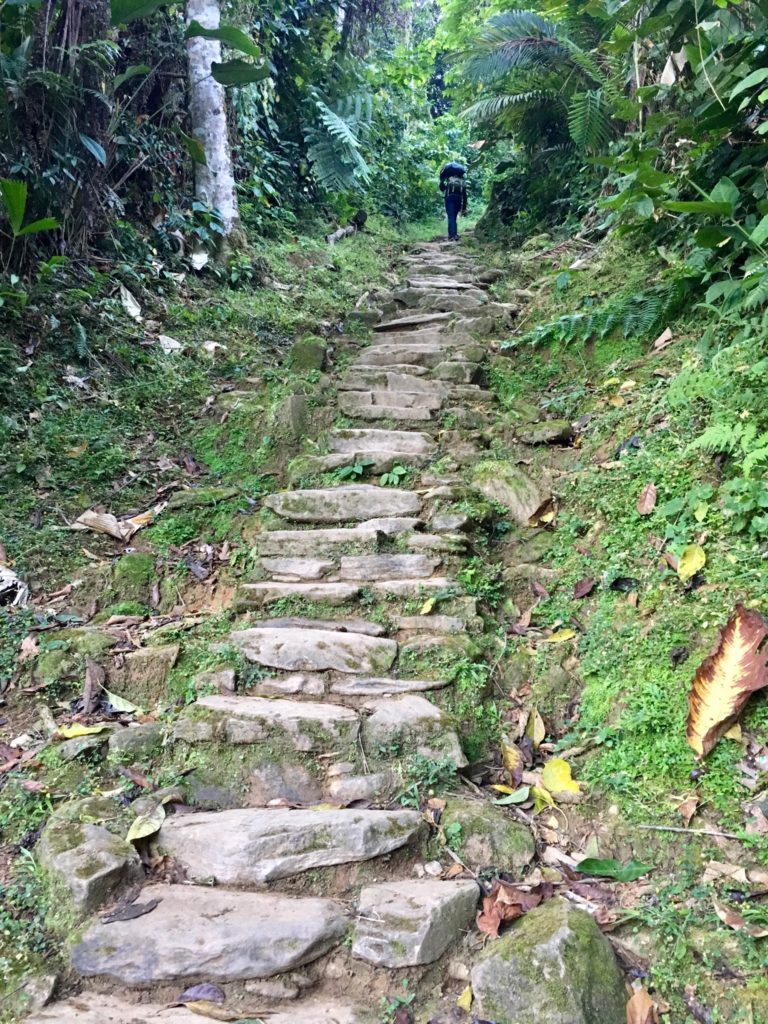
xmin=106 ymin=644 xmax=179 ymax=708
xmin=274 ymin=394 xmax=309 ymax=440
xmin=424 ymin=860 xmax=443 ymax=876
xmin=353 ymin=879 xmax=479 ymax=967
xmin=327 ymin=771 xmax=396 ymax=803
xmin=431 ymin=512 xmax=469 ymax=532
xmin=245 ymin=978 xmax=299 ymax=1000
xmin=471 ymin=898 xmax=627 ymax=1024
xmin=56 ymin=733 xmax=110 ymax=761
xmin=518 ymin=419 xmax=574 ymax=445
xmin=250 ymin=761 xmax=323 ymax=806
xmin=448 ymin=960 xmax=470 ymax=982
xmin=198 ymin=667 xmax=237 ymax=693
xmin=71 ymin=887 xmax=348 ymax=985
xmin=108 ymin=722 xmax=165 ymax=758
xmin=20 ymin=973 xmax=57 ymax=1012
xmin=38 ymin=821 xmax=142 ymax=914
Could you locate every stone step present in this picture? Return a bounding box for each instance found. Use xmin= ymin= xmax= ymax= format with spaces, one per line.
xmin=354 ymin=345 xmax=483 ymax=369
xmin=176 ymin=694 xmax=360 ymax=753
xmin=393 ymin=614 xmax=466 ymax=633
xmin=229 ymin=627 xmax=397 ymax=675
xmin=364 ymin=515 xmax=422 ymax=535
xmin=353 ymin=879 xmax=479 ymax=967
xmin=236 ymin=581 xmax=362 ymax=608
xmin=338 ymin=393 xmax=435 ymax=421
xmin=366 ymin=326 xmax=474 ymax=347
xmin=407 ymin=276 xmax=478 ymax=290
xmin=253 ymin=526 xmax=379 ymax=557
xmin=367 ymin=576 xmax=455 ymax=598
xmin=339 ymin=554 xmax=440 ymax=580
xmin=340 ymin=389 xmax=443 ymax=410
xmin=255 ymin=616 xmax=386 ymax=636
xmin=292 ymin=451 xmax=429 ymax=477
xmin=264 ymin=485 xmax=421 ymax=523
xmin=406 ymin=533 xmax=466 ymax=553
xmin=374 ymin=311 xmax=452 ymax=331
xmin=159 ymin=807 xmax=423 ymax=883
xmin=329 ymin=427 xmax=435 ymax=454
xmin=362 ymin=694 xmax=466 ymax=765
xmin=27 ymin=996 xmax=365 ymax=1024
xmin=431 ymin=360 xmax=479 ymax=383
xmin=70 ymin=886 xmax=347 ymax=985
xmin=329 ymin=676 xmax=450 ymax=697
xmin=338 ymin=370 xmax=447 ymax=394
xmin=260 ymin=556 xmax=335 ymax=580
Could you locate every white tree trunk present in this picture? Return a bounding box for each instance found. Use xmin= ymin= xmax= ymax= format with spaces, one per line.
xmin=186 ymin=0 xmax=239 ymax=235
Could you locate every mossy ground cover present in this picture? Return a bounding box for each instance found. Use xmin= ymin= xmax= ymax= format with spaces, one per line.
xmin=485 ymin=233 xmax=768 ymax=1019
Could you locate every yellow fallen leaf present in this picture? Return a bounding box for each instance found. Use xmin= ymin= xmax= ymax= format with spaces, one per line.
xmin=532 ymin=785 xmax=556 ymax=813
xmin=126 ymin=803 xmax=166 ymax=843
xmin=456 ymin=986 xmax=472 ymax=1013
xmin=544 ymin=628 xmax=576 ymax=644
xmin=603 ymin=377 xmax=621 ymax=386
xmin=525 ymin=708 xmax=546 ymax=750
xmin=490 ymin=784 xmax=518 ymax=795
xmin=538 ymin=508 xmax=556 ymax=524
xmin=501 ymin=741 xmax=523 ymax=777
xmin=619 ymin=379 xmax=637 ymax=392
xmin=56 ymin=723 xmax=112 ymax=740
xmin=678 ymin=543 xmax=706 ymax=582
xmin=608 ymin=395 xmax=625 ymax=408
xmin=420 ymin=597 xmax=435 ymax=615
xmin=724 ymin=722 xmax=742 ymax=741
xmin=541 ymin=758 xmax=580 ymax=796
xmin=185 ymin=1003 xmax=242 ymax=1022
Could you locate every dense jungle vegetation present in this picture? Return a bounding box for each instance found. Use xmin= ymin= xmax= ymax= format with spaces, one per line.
xmin=3 ymin=0 xmax=768 ymax=1021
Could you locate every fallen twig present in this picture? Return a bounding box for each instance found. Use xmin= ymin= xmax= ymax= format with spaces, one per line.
xmin=637 ymin=824 xmax=742 ymax=840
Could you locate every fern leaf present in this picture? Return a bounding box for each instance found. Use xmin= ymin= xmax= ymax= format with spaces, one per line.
xmin=567 ymin=90 xmax=610 ymax=151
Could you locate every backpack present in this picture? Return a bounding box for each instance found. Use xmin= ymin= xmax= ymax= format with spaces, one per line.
xmin=445 ymin=174 xmax=465 ymax=195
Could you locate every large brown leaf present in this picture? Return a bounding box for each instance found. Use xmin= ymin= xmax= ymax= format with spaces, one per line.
xmin=687 ymin=604 xmax=768 ymax=758
xmin=476 ymin=881 xmax=553 ymax=937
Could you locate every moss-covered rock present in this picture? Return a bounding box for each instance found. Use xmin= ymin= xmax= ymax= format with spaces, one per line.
xmin=442 ymin=797 xmax=534 ymax=872
xmin=471 ymin=897 xmax=626 ymax=1024
xmin=34 ymin=629 xmax=117 ymax=684
xmin=290 ymin=337 xmax=327 ymax=371
xmin=471 ymin=460 xmax=546 ymax=526
xmin=111 ymin=552 xmax=155 ymax=604
xmin=165 ymin=486 xmax=238 ymax=510
xmin=106 ymin=644 xmax=179 ymax=707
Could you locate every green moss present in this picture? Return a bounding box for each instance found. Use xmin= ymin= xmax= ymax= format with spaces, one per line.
xmin=112 ymin=552 xmax=155 ymax=603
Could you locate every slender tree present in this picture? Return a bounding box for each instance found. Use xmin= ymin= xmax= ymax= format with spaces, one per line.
xmin=185 ymin=0 xmax=239 ymax=235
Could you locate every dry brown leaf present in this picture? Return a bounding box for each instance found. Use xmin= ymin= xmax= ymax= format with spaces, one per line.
xmin=637 ymin=482 xmax=657 ymax=516
xmin=713 ymin=898 xmax=768 ymax=938
xmin=687 ymin=604 xmax=768 ymax=758
xmin=184 ymin=1002 xmax=242 ymax=1021
xmin=476 ymin=881 xmax=553 ymax=937
xmin=17 ymin=635 xmax=38 ymax=663
xmin=676 ymin=794 xmax=699 ymax=827
xmin=573 ymin=577 xmax=595 ymax=599
xmin=702 ymin=861 xmax=748 ymax=884
xmin=626 ymin=982 xmax=657 ymax=1024
xmin=71 ymin=503 xmax=165 ymax=542
xmin=653 ymin=327 xmax=674 ymax=351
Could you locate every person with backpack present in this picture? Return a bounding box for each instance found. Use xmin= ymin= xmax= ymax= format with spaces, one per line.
xmin=439 ymin=162 xmax=468 ymax=241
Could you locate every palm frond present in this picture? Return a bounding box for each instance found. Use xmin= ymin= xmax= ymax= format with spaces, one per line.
xmin=461 ymin=11 xmax=566 ymax=82
xmin=567 ymin=89 xmax=611 ymax=151
xmin=463 ymin=90 xmax=558 ymax=123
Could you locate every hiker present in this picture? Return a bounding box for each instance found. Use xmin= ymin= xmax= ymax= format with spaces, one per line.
xmin=439 ymin=162 xmax=467 ymax=241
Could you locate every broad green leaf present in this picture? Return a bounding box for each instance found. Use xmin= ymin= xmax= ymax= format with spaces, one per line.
xmin=751 ymin=214 xmax=768 ymax=247
xmin=177 ymin=129 xmax=207 ymax=166
xmin=576 ymin=857 xmax=653 ymax=882
xmin=663 ymin=200 xmax=733 ymax=216
xmin=79 ymin=133 xmax=107 ymax=166
xmin=211 ymin=59 xmax=269 ymax=87
xmin=710 ymin=177 xmax=739 ymax=209
xmin=126 ymin=802 xmax=166 ymax=842
xmin=185 ymin=20 xmax=261 ymax=58
xmin=113 ymin=64 xmax=151 ymax=90
xmin=695 ymin=226 xmax=733 ymax=248
xmin=103 ymin=688 xmax=144 ymax=714
xmin=16 ymin=217 xmax=59 ymax=237
xmin=110 ymin=0 xmax=165 ymax=25
xmin=730 ymin=66 xmax=768 ymax=100
xmin=494 ymin=785 xmax=531 ymax=805
xmin=678 ymin=543 xmax=706 ymax=582
xmin=0 ymin=178 xmax=27 ymax=234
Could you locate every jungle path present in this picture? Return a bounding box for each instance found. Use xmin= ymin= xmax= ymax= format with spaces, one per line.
xmin=27 ymin=240 xmax=627 ymax=1024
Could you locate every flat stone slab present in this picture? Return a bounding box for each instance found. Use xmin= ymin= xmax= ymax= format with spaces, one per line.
xmin=374 ymin=311 xmax=452 ymax=331
xmin=339 ymin=371 xmax=446 ymax=394
xmin=353 ymin=879 xmax=479 ymax=967
xmin=471 ymin=460 xmax=546 ymax=526
xmin=338 ymin=394 xmax=434 ymax=421
xmin=237 ymin=582 xmax=361 ymax=607
xmin=253 ymin=526 xmax=379 ymax=556
xmin=362 ymin=694 xmax=466 ymax=766
xmin=340 ymin=390 xmax=442 ymax=411
xmin=362 ymin=516 xmax=421 ymax=535
xmin=330 ymin=428 xmax=434 ymax=454
xmin=394 ymin=614 xmax=466 ymax=633
xmin=258 ymin=616 xmax=386 ymax=636
xmin=182 ymin=694 xmax=360 ymax=752
xmin=229 ymin=627 xmax=397 ymax=675
xmin=71 ymin=886 xmax=347 ymax=985
xmin=355 ymin=346 xmax=476 ymax=369
xmin=367 ymin=576 xmax=454 ymax=597
xmin=339 ymin=554 xmax=441 ymax=580
xmin=260 ymin=557 xmax=335 ymax=580
xmin=264 ymin=485 xmax=421 ymax=523
xmin=27 ymin=996 xmax=365 ymax=1024
xmin=407 ymin=276 xmax=477 ymax=289
xmin=330 ymin=676 xmax=449 ymax=697
xmin=295 ymin=451 xmax=428 ymax=476
xmin=159 ymin=807 xmax=422 ymax=883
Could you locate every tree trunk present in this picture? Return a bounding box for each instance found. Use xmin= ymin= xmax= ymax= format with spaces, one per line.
xmin=185 ymin=0 xmax=239 ymax=236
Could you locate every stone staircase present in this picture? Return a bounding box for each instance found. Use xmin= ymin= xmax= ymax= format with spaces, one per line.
xmin=30 ymin=240 xmax=523 ymax=1024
